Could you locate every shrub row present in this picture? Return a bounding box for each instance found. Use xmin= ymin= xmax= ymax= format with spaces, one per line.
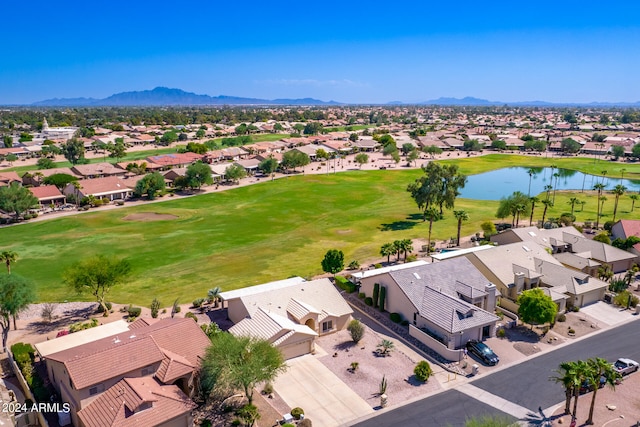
xmin=334 ymin=276 xmax=356 ymax=293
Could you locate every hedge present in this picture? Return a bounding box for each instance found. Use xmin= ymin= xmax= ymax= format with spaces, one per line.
xmin=334 ymin=276 xmax=356 ymax=293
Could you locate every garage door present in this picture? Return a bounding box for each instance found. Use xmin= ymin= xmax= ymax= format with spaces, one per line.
xmin=280 ymin=339 xmax=312 ymax=359
xmin=581 ymin=291 xmax=602 ymax=307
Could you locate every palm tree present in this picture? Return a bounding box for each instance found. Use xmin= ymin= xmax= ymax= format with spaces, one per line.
xmin=599 ymin=196 xmax=607 ymax=221
xmin=544 ymin=184 xmax=553 ymax=202
xmin=570 ymin=360 xmax=592 ymax=420
xmin=567 ymin=197 xmax=580 ymax=215
xmin=593 ymin=183 xmax=605 ymax=229
xmin=453 ymin=210 xmax=469 ymax=247
xmin=620 ymin=168 xmax=626 ymax=180
xmin=514 ymin=203 xmax=526 ymax=228
xmin=551 ymin=361 xmax=578 ymax=415
xmin=380 ymin=243 xmax=395 ymax=264
xmin=392 ymin=240 xmax=403 ymax=261
xmin=0 ymin=251 xmax=17 ymax=274
xmin=630 ymin=194 xmax=639 ymax=212
xmin=400 ymin=239 xmax=413 ymax=261
xmin=541 ymin=200 xmax=553 ymax=227
xmin=611 ymin=184 xmax=626 ymax=222
xmin=529 ymin=197 xmax=539 ymax=226
xmin=586 ymin=357 xmax=620 ymax=425
xmin=527 ymin=168 xmax=536 ymax=196
xmin=424 ymin=207 xmax=440 ymax=255
xmin=580 ymin=200 xmax=587 ymax=212
xmin=552 ymin=172 xmax=560 ymax=204
xmin=376 ymin=339 xmax=395 ymax=356
xmin=600 ymin=169 xmax=608 ymax=185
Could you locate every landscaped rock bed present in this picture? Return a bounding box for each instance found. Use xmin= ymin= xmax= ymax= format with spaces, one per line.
xmin=315 ymin=328 xmax=441 ymax=409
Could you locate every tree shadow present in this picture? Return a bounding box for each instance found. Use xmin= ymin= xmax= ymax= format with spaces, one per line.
xmin=406 ymin=375 xmax=425 ymax=387
xmin=333 ymin=341 xmax=357 ymax=351
xmin=27 ymin=304 xmax=99 ymax=334
xmin=203 ymin=307 xmax=235 ymax=331
xmin=503 ymin=326 xmax=542 ymax=343
xmin=379 ymin=221 xmax=418 ymax=231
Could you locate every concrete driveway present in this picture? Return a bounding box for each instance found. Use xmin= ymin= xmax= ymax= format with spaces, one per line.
xmin=579 ymin=301 xmax=636 ymax=326
xmin=273 ymin=355 xmax=374 ymax=427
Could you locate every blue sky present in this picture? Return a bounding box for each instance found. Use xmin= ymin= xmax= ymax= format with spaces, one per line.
xmin=2 ymin=1 xmax=639 ymax=104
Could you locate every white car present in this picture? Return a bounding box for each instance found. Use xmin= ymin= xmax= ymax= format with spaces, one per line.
xmin=613 ymin=358 xmax=639 ymax=376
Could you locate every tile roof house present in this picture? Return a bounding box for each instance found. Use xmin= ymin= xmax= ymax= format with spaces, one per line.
xmin=71 ymin=163 xmax=127 ymax=179
xmin=63 ymin=176 xmax=133 ymax=201
xmin=466 ymin=240 xmax=609 ymax=310
xmin=146 ymin=153 xmax=204 ymax=169
xmin=611 ymin=219 xmax=640 ymax=256
xmin=0 ymin=171 xmax=22 ymax=186
xmin=353 ymin=258 xmax=499 ymax=358
xmin=28 ymin=185 xmax=66 ymax=207
xmin=220 ymin=277 xmax=352 ymax=359
xmin=42 ymin=318 xmax=209 ymax=427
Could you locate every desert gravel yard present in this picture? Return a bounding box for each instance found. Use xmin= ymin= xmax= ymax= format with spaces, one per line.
xmin=315 ymin=327 xmax=442 ymax=408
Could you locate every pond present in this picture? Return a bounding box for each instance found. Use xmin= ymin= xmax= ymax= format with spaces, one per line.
xmin=460 ymin=167 xmax=640 ymax=200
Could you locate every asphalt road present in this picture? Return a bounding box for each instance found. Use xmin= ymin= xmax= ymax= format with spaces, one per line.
xmin=354 ymin=318 xmax=640 ymax=426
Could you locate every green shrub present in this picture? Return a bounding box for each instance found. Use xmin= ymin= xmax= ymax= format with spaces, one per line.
xmin=127 ymin=306 xmax=142 ymax=318
xmin=192 ymin=298 xmax=206 ymax=308
xmin=96 ymin=301 xmax=112 ymax=313
xmin=406 ymin=254 xmax=418 ymax=262
xmin=557 ymin=313 xmax=566 ymax=322
xmin=374 ymin=263 xmax=382 ymax=269
xmin=358 ymin=292 xmax=365 ymax=299
xmin=335 ymin=276 xmax=356 ymax=293
xmin=282 ymin=424 xmax=295 ymax=427
xmin=373 ymin=283 xmax=380 ymax=309
xmin=364 ymin=297 xmax=373 ymax=306
xmin=347 ymin=319 xmax=365 ymax=344
xmin=185 ymin=312 xmax=198 ymax=322
xmin=614 ymin=290 xmax=639 ymax=308
xmin=414 ymin=360 xmax=432 ymax=382
xmin=389 ymin=312 xmax=402 ymax=323
xmin=291 ymin=407 xmax=304 ymax=420
xmin=571 ymin=306 xmax=580 ymax=312
xmin=496 ymin=328 xmax=506 ymax=338
xmin=11 ymin=343 xmax=35 ymax=367
xmin=604 ymin=221 xmax=615 ymax=232
xmin=151 ymin=298 xmax=161 ymax=319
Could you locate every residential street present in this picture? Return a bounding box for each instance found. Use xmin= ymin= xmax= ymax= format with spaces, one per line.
xmin=353 ymin=317 xmax=640 ymax=427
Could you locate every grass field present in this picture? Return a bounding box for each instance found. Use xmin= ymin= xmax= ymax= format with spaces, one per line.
xmin=2 ymin=155 xmax=639 ymax=306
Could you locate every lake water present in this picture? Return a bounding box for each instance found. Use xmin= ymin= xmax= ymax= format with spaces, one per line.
xmin=460 ymin=167 xmax=640 ymax=200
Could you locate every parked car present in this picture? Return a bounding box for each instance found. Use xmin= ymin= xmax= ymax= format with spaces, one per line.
xmin=466 ymin=340 xmax=499 ymax=365
xmin=579 ymin=376 xmax=605 ymax=394
xmin=612 ymin=358 xmax=639 ymax=376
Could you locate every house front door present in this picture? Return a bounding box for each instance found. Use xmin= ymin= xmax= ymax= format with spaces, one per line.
xmin=482 ymin=325 xmax=490 ymax=339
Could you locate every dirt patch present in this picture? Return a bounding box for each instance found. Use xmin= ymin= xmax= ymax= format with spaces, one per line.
xmin=122 ymin=212 xmax=178 ymax=221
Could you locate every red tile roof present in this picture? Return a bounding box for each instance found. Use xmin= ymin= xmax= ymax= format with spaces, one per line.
xmin=77 ymin=377 xmax=196 ymax=427
xmin=29 ymin=185 xmax=64 ymax=200
xmin=146 ymin=152 xmax=203 ymax=167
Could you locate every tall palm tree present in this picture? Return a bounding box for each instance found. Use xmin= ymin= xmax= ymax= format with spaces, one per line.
xmin=630 ymin=194 xmax=639 ymax=212
xmin=529 ymin=197 xmax=539 ymax=226
xmin=571 ymin=360 xmax=592 ymax=420
xmin=580 ymin=200 xmax=587 ymax=212
xmin=620 ymin=168 xmax=626 ymax=180
xmin=601 ymin=169 xmax=607 ymax=185
xmin=552 ymin=172 xmax=560 ymax=204
xmin=593 ymin=183 xmax=605 ymax=229
xmin=527 ymin=168 xmax=536 ymax=196
xmin=453 ymin=210 xmax=469 ymax=247
xmin=599 ymin=196 xmax=607 ymax=222
xmin=586 ymin=357 xmax=620 ymax=425
xmin=541 ymin=199 xmax=553 ymax=227
xmin=551 ymin=361 xmax=578 ymax=416
xmin=425 ymin=207 xmax=440 ymax=255
xmin=380 ymin=243 xmax=395 ymax=264
xmin=544 ymin=184 xmax=553 ymax=202
xmin=567 ymin=197 xmax=580 ymax=215
xmin=0 ymin=251 xmax=17 ymax=274
xmin=611 ymin=184 xmax=626 ymax=222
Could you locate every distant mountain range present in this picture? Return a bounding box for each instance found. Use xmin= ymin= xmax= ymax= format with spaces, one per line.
xmin=26 ymin=88 xmax=640 ymax=107
xmin=31 ymin=87 xmax=342 ymax=107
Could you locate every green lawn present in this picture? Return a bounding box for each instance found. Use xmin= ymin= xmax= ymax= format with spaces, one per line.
xmin=2 ymin=154 xmax=639 ymax=307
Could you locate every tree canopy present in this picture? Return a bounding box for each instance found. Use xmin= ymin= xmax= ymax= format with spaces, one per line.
xmin=321 ymin=249 xmax=344 ymax=276
xmin=42 ymin=173 xmax=78 ymax=191
xmin=185 ymin=161 xmax=213 ymax=189
xmin=224 ymin=164 xmax=247 ymax=184
xmin=63 ymin=255 xmax=131 ymax=315
xmin=0 ymin=274 xmax=36 ymax=350
xmin=61 ymin=138 xmax=86 ymax=164
xmin=133 ymin=172 xmax=166 ymax=200
xmin=0 ymin=183 xmax=39 ymax=219
xmin=496 ymin=191 xmax=531 ymax=227
xmin=281 ymin=150 xmax=310 ymax=172
xmin=407 ymin=162 xmax=467 ymax=217
xmin=199 ymin=333 xmax=286 ymax=404
xmin=517 ymin=288 xmax=557 ymax=326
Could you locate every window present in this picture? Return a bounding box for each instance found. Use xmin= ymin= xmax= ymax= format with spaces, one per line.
xmin=89 ymin=383 xmax=105 ymax=396
xmin=322 ymin=320 xmax=333 ymax=332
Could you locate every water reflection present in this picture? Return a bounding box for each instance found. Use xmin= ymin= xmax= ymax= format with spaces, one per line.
xmin=460 ymin=167 xmax=640 ymax=200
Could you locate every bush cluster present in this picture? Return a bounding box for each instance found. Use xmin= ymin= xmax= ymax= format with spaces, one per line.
xmin=11 ymin=343 xmax=48 ymax=402
xmin=389 ymin=313 xmax=402 ymax=323
xmin=334 ymin=276 xmax=356 ymax=293
xmin=69 ymin=318 xmax=99 ymax=333
xmin=127 ymin=306 xmax=142 ymax=318
xmin=364 ymin=297 xmax=373 ymax=306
